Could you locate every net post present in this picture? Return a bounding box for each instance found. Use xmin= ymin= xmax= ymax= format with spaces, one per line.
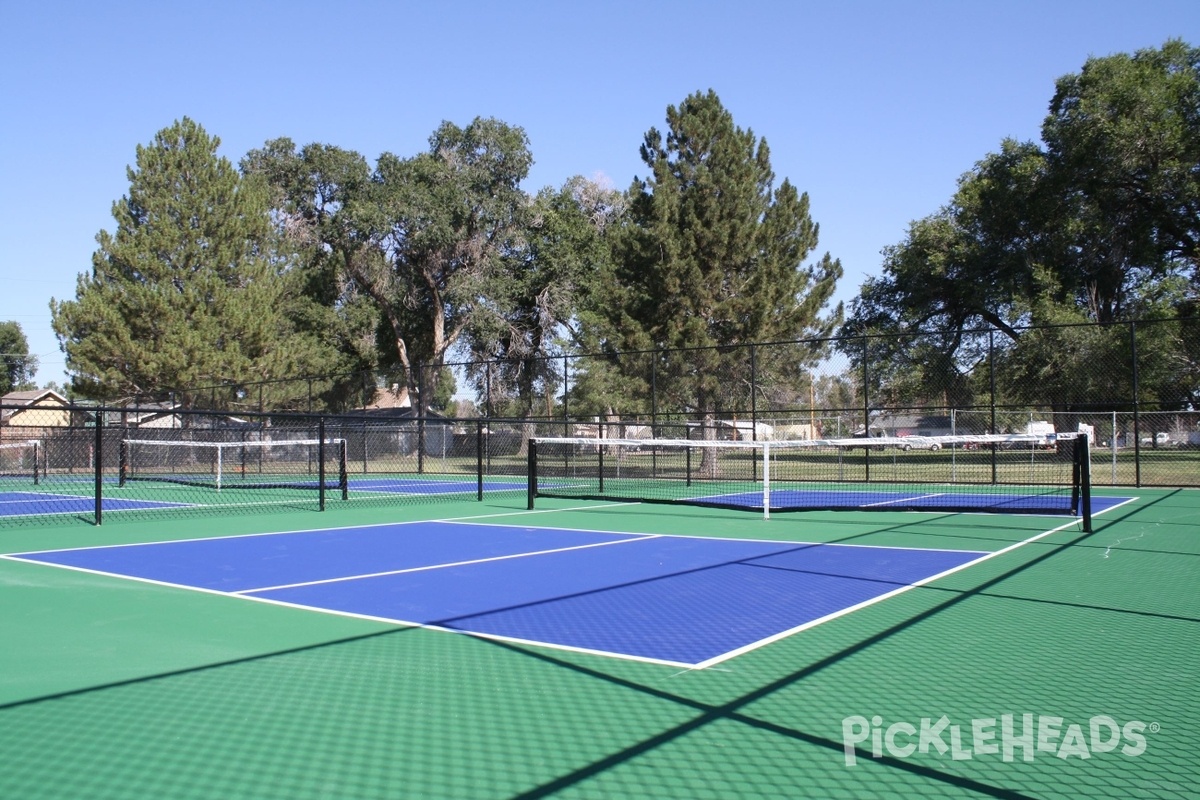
xmin=32 ymin=440 xmax=40 ymax=485
xmin=527 ymin=438 xmax=538 ymax=510
xmin=216 ymin=443 xmax=223 ymax=493
xmin=762 ymin=442 xmax=771 ymax=520
xmin=686 ymin=446 xmax=693 ymax=487
xmin=1078 ymin=434 xmax=1092 ymax=532
xmin=318 ymin=418 xmax=327 ymax=511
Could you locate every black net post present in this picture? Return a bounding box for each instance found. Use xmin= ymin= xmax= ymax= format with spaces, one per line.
xmin=32 ymin=441 xmax=40 ymax=486
xmin=1076 ymin=435 xmax=1093 ymax=533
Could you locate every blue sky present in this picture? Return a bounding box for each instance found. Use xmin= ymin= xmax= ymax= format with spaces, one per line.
xmin=2 ymin=0 xmax=1196 ymax=387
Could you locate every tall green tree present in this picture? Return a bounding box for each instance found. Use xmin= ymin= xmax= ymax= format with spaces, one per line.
xmin=603 ymin=90 xmax=842 ymax=440
xmin=251 ymin=119 xmax=534 ymax=409
xmin=50 ymin=118 xmax=343 ymax=407
xmin=1044 ymin=38 xmax=1200 ymax=318
xmin=351 ymin=118 xmax=533 ymax=407
xmin=0 ymin=321 xmax=37 ymax=394
xmin=467 ymin=175 xmax=622 ymax=419
xmin=241 ymin=139 xmax=383 ymax=409
xmin=841 ymin=41 xmax=1200 ymax=410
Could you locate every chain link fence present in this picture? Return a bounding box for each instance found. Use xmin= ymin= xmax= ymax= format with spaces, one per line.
xmin=3 ymin=319 xmax=1196 ymax=525
xmin=0 ymin=405 xmax=531 ymax=526
xmin=462 ymin=318 xmax=1198 ymax=489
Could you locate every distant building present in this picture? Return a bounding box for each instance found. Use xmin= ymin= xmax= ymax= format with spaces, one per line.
xmin=0 ymin=389 xmax=73 ymax=428
xmin=685 ymin=420 xmax=775 ymax=441
xmin=861 ymin=414 xmax=955 ymax=438
xmin=774 ymin=423 xmax=819 ymax=441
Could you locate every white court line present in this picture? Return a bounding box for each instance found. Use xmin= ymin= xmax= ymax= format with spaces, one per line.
xmin=691 ymin=515 xmax=1092 ymax=670
xmin=861 ymin=493 xmax=948 ymax=507
xmin=2 ymin=494 xmax=1138 ymax=669
xmin=0 ymin=492 xmax=89 ymax=504
xmin=4 ymin=502 xmax=643 ymax=557
xmin=233 ymin=533 xmax=661 ymax=594
xmin=0 ymin=547 xmax=695 ymax=670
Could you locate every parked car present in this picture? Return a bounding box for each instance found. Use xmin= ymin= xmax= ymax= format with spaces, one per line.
xmin=898 ymin=437 xmax=941 ymax=451
xmin=1140 ymin=432 xmax=1172 ymax=446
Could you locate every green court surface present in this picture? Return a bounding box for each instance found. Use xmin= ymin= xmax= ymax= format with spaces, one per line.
xmin=1 ymin=489 xmax=1196 ymax=799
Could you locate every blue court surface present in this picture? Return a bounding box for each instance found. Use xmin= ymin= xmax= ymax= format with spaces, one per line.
xmin=0 ymin=491 xmax=188 ymax=518
xmin=11 ymin=521 xmax=999 ymax=667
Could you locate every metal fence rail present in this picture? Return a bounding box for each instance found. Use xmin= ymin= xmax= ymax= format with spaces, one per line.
xmin=2 ymin=319 xmax=1196 ymax=525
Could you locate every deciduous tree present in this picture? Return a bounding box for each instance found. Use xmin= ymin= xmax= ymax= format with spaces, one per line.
xmin=0 ymin=321 xmax=37 ymax=394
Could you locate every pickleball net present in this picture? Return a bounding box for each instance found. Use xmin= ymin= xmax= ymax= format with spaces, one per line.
xmin=0 ymin=439 xmax=41 ymax=484
xmin=527 ymin=433 xmax=1092 ymax=530
xmin=119 ymin=437 xmax=348 ymax=495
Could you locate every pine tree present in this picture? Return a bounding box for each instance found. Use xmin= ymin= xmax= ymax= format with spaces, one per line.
xmin=51 ymin=119 xmax=337 ymax=406
xmin=604 ymin=91 xmax=842 ymax=450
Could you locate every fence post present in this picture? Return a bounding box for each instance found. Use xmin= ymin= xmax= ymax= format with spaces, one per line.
xmin=1131 ymin=321 xmax=1141 ymax=487
xmin=476 ymin=421 xmax=484 ymax=501
xmin=485 ymin=361 xmax=493 ymax=419
xmin=362 ymin=419 xmax=369 ymax=475
xmin=417 ymin=363 xmax=426 ymax=475
xmin=318 ymin=416 xmax=327 ymax=511
xmin=862 ymin=336 xmax=871 ymax=483
xmin=750 ymin=344 xmax=759 ymax=482
xmin=93 ymin=408 xmax=104 ymax=526
xmin=750 ymin=344 xmax=758 ymax=438
xmin=562 ymin=353 xmax=569 ymax=425
xmin=990 ymin=329 xmax=998 ymax=484
xmin=651 ymin=355 xmax=658 ymax=437
xmin=339 ymin=439 xmax=349 ymax=501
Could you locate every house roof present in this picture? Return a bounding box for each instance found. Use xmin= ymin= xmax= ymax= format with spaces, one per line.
xmin=1 ymin=389 xmax=71 ymax=422
xmin=870 ymin=414 xmax=953 ymax=428
xmin=2 ymin=388 xmax=69 ymax=406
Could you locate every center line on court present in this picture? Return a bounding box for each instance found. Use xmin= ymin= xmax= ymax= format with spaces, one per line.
xmin=234 ymin=533 xmax=662 ymax=595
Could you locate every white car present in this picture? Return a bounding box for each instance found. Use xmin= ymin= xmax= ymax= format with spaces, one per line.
xmin=898 ymin=437 xmax=941 ymax=451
